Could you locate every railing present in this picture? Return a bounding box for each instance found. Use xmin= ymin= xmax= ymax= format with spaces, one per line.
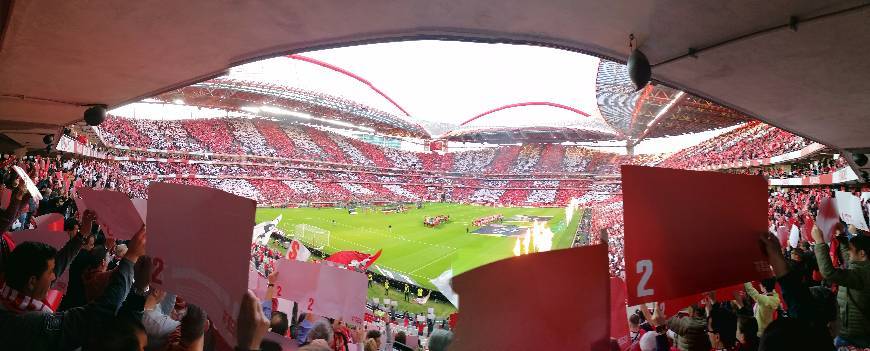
xmin=767 ymin=166 xmax=858 ymax=186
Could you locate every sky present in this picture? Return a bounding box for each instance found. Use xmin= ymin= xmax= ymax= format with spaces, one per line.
xmin=116 ymin=40 xmax=731 ymax=154
xmin=233 ymin=40 xmax=608 ymax=130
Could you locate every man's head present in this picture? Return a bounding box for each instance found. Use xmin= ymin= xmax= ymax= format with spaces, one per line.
xmin=270 ymin=311 xmax=289 ymax=336
xmin=179 ymin=304 xmax=208 ymax=347
xmin=428 ymin=329 xmax=454 ymax=351
xmin=87 ymin=315 xmax=147 ymax=351
xmin=736 ymin=315 xmax=758 ymax=344
xmin=82 ymin=234 xmax=95 ymax=251
xmin=3 ymin=241 xmax=57 ymax=299
xmin=85 ymin=246 xmax=110 ymax=273
xmin=707 ymin=310 xmax=737 ymax=347
xmin=365 ymin=330 xmax=381 ymax=347
xmin=64 ymin=218 xmax=79 ymax=236
xmin=688 ymin=304 xmax=705 ymax=318
xmin=790 ymin=248 xmax=803 ymax=262
xmin=306 ymin=319 xmax=333 ymax=344
xmin=628 ymin=314 xmax=641 ymax=331
xmin=113 ymin=244 xmax=128 ymax=259
xmin=760 ymin=278 xmax=777 ymax=294
xmin=395 ymin=331 xmax=407 ymax=345
xmin=759 ymin=317 xmax=828 ymax=351
xmin=847 ymin=234 xmax=870 ymax=262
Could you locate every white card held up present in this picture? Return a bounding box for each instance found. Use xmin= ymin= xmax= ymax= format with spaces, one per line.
xmin=835 ymin=191 xmax=869 ymax=231
xmin=13 ymin=166 xmax=42 ymax=201
xmin=147 ymin=183 xmax=256 ymax=346
xmin=79 ymin=188 xmax=143 ymax=240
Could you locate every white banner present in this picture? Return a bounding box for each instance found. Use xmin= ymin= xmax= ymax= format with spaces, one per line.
xmin=835 ymin=191 xmax=869 ymax=231
xmin=430 ymin=268 xmax=458 ymax=308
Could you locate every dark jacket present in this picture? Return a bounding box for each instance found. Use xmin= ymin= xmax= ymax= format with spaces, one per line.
xmin=0 ymin=246 xmax=134 ymax=351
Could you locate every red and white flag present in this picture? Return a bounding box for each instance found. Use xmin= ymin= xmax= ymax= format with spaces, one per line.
xmin=325 ymin=249 xmax=382 ymax=271
xmin=285 ymin=240 xmax=311 ymax=262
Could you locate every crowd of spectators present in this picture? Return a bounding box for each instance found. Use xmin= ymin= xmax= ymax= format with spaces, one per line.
xmin=534 ymin=144 xmax=565 ymax=173
xmin=485 ymin=146 xmax=520 ymax=174
xmin=511 ymin=144 xmax=542 ymax=173
xmin=659 ymin=121 xmax=814 ymax=170
xmin=182 ymin=119 xmax=244 ymax=154
xmin=4 ymin=112 xmax=870 ymax=349
xmin=229 ymin=120 xmax=279 ymax=157
xmin=525 ymin=189 xmax=558 ymax=204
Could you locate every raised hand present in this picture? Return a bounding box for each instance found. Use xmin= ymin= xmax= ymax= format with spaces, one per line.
xmin=236 ymin=290 xmax=270 ymax=350
xmin=759 ymin=232 xmax=788 ymax=278
xmin=811 ymin=224 xmax=824 ymax=244
xmin=134 ymin=255 xmax=154 ymax=290
xmin=124 ymin=225 xmax=147 ymax=263
xmin=80 ymin=210 xmax=96 ymax=237
xmin=145 ymin=288 xmax=167 ymax=310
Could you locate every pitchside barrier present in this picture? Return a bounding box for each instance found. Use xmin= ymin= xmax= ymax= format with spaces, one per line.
xmin=294 ymin=223 xmax=331 ymax=249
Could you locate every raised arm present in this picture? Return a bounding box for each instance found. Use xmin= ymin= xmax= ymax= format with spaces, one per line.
xmin=743 ymin=282 xmax=779 ymax=309
xmin=0 ymin=184 xmax=28 ymax=232
xmin=812 ymin=226 xmax=865 ymax=289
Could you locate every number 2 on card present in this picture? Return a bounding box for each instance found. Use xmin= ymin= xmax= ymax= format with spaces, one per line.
xmin=636 ymin=259 xmax=654 ymax=297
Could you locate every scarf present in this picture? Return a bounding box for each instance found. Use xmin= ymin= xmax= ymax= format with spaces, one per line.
xmin=0 ymin=282 xmax=54 ymax=314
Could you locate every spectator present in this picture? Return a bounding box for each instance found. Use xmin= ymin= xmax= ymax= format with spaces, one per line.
xmin=735 ymin=316 xmax=759 ymax=351
xmin=428 ymin=329 xmax=453 ymax=351
xmin=365 ymin=330 xmax=382 ymax=351
xmin=812 ymin=225 xmax=870 ymax=348
xmin=163 ymin=303 xmax=209 ymax=351
xmin=142 ymin=288 xmax=180 ymax=350
xmin=0 ymin=228 xmax=147 ymax=350
xmin=742 ymin=278 xmax=779 ymax=335
xmin=666 ymin=304 xmax=710 ymax=351
xmin=392 ymin=330 xmax=413 ymax=351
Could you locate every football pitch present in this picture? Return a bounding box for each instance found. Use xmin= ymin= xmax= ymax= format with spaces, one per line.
xmin=255 ymin=203 xmax=582 ymax=291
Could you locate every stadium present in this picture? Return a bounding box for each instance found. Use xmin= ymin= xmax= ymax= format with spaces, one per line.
xmin=0 ymin=2 xmax=869 ymax=350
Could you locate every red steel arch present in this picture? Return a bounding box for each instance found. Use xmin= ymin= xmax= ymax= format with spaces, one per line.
xmin=460 ymin=101 xmax=591 ymax=126
xmin=288 ymin=54 xmax=411 ymax=117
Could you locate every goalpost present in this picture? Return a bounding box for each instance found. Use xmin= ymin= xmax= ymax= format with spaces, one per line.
xmin=294 ymin=223 xmax=331 ymax=249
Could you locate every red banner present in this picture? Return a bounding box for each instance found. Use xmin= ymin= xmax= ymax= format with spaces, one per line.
xmin=324 ymin=249 xmax=381 ymax=271
xmin=610 ymin=277 xmax=630 ymax=350
xmin=34 ymin=213 xmax=65 ymax=232
xmin=452 ymin=245 xmax=610 ymax=351
xmin=622 ymin=166 xmax=772 ymax=306
xmin=815 ymin=197 xmax=838 ymax=243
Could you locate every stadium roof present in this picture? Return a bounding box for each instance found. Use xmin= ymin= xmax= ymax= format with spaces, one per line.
xmin=152 ymin=75 xmax=431 ymax=138
xmin=595 ymin=60 xmax=751 ymax=142
xmin=0 ymin=1 xmax=867 ymax=154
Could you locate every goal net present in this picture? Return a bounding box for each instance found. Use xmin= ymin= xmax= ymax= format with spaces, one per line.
xmin=294 ymin=224 xmax=331 ymax=249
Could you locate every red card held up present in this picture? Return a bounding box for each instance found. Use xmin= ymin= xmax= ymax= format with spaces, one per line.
xmin=451 ymin=245 xmax=610 ymax=351
xmin=621 ymin=165 xmax=771 ymax=306
xmin=79 ymin=188 xmax=143 ymax=240
xmin=34 ymin=213 xmax=65 ymax=232
xmin=815 ymin=197 xmax=838 ymax=243
xmin=610 ymin=277 xmax=630 ymax=350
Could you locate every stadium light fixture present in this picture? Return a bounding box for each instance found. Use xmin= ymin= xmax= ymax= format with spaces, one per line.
xmin=260 ymin=105 xmax=312 ymax=120
xmin=172 ymin=98 xmax=184 ymax=105
xmin=627 ymin=34 xmax=651 ymax=91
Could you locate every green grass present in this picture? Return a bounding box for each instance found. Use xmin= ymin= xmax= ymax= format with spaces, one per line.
xmin=256 ymin=203 xmax=581 ymax=315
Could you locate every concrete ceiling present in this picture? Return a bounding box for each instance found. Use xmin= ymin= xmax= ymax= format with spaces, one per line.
xmin=0 ymin=0 xmax=868 ymax=151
